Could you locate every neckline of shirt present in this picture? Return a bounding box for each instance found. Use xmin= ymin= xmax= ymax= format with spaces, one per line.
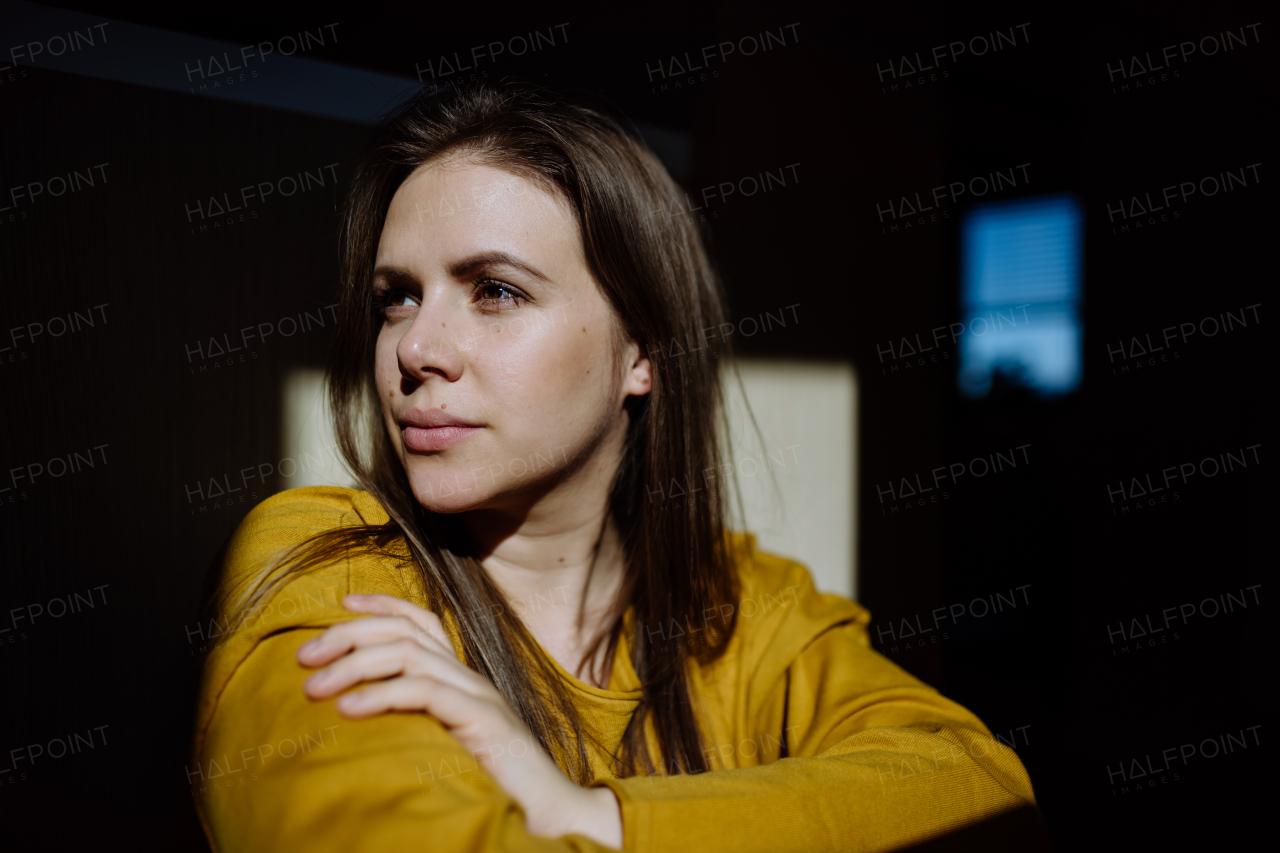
xmin=539 ymin=621 xmax=644 ymax=700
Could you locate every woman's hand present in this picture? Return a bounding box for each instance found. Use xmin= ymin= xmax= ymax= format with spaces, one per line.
xmin=296 ymin=593 xmax=622 ymax=849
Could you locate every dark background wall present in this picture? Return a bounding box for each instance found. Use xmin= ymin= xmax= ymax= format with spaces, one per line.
xmin=0 ymin=1 xmax=1270 ymax=850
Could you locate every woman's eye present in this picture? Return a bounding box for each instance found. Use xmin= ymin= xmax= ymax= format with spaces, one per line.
xmin=477 ymin=281 xmax=520 ymax=304
xmin=373 ymin=289 xmax=420 ymax=317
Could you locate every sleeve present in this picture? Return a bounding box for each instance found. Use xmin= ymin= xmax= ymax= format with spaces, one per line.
xmin=592 ymin=559 xmax=1048 ymax=853
xmin=192 ymin=488 xmax=618 ymax=853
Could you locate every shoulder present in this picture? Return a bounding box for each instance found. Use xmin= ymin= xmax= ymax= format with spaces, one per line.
xmin=224 ymin=487 xmax=389 ymax=570
xmin=211 ymin=486 xmax=402 ymax=619
xmin=234 ymin=485 xmax=390 ymax=539
xmin=718 ymin=532 xmax=872 ymax=682
xmin=729 ymin=532 xmax=870 ymax=641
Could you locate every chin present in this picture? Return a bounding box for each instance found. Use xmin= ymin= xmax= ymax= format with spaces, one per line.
xmin=406 ymin=469 xmax=490 ymax=514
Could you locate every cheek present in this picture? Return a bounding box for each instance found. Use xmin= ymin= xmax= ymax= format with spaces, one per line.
xmin=485 ymin=311 xmax=610 ymax=411
xmin=375 ymin=330 xmax=407 ymax=444
xmin=375 ymin=329 xmax=400 ymax=396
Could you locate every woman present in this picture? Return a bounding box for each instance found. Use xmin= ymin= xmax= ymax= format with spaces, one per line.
xmin=192 ymin=84 xmax=1042 ymax=852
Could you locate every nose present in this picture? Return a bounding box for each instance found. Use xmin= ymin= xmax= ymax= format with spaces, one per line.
xmin=395 ymin=288 xmax=465 ymax=384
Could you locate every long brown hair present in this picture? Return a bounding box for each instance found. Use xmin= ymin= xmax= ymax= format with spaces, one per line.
xmin=234 ymin=82 xmax=745 ymax=783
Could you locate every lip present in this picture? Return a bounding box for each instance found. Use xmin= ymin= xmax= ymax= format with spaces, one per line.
xmin=399 ymin=409 xmax=483 ymax=452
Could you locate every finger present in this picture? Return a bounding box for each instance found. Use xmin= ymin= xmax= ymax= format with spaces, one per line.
xmin=304 ymin=638 xmax=494 ymax=700
xmin=335 ymin=678 xmax=566 ymax=803
xmin=343 ymin=594 xmax=455 ymax=651
xmin=297 ymin=614 xmax=455 ymax=666
xmin=335 ymin=675 xmax=498 ymax=730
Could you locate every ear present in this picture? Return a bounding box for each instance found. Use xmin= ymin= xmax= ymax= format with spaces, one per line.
xmin=622 ymin=340 xmax=652 ymax=398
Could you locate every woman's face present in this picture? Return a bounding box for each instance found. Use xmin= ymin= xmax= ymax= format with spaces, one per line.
xmin=373 ymin=158 xmax=650 ymax=516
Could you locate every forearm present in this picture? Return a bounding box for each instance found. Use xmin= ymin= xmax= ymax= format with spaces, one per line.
xmin=596 ymin=723 xmax=1034 ymax=853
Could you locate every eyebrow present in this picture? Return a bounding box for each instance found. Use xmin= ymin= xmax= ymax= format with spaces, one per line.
xmin=371 ymin=265 xmax=416 ymax=286
xmin=449 ymin=251 xmax=554 ymax=284
xmin=372 ymin=252 xmax=555 ymax=289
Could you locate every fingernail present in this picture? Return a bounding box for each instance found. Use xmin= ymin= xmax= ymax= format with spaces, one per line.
xmin=299 ymin=639 xmax=318 ymax=654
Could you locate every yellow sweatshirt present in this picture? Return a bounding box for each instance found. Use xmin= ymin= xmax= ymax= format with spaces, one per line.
xmin=192 ymin=486 xmax=1041 ymax=852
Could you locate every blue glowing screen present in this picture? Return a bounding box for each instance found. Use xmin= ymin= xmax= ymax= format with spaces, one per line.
xmin=958 ymin=194 xmax=1083 ymax=398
